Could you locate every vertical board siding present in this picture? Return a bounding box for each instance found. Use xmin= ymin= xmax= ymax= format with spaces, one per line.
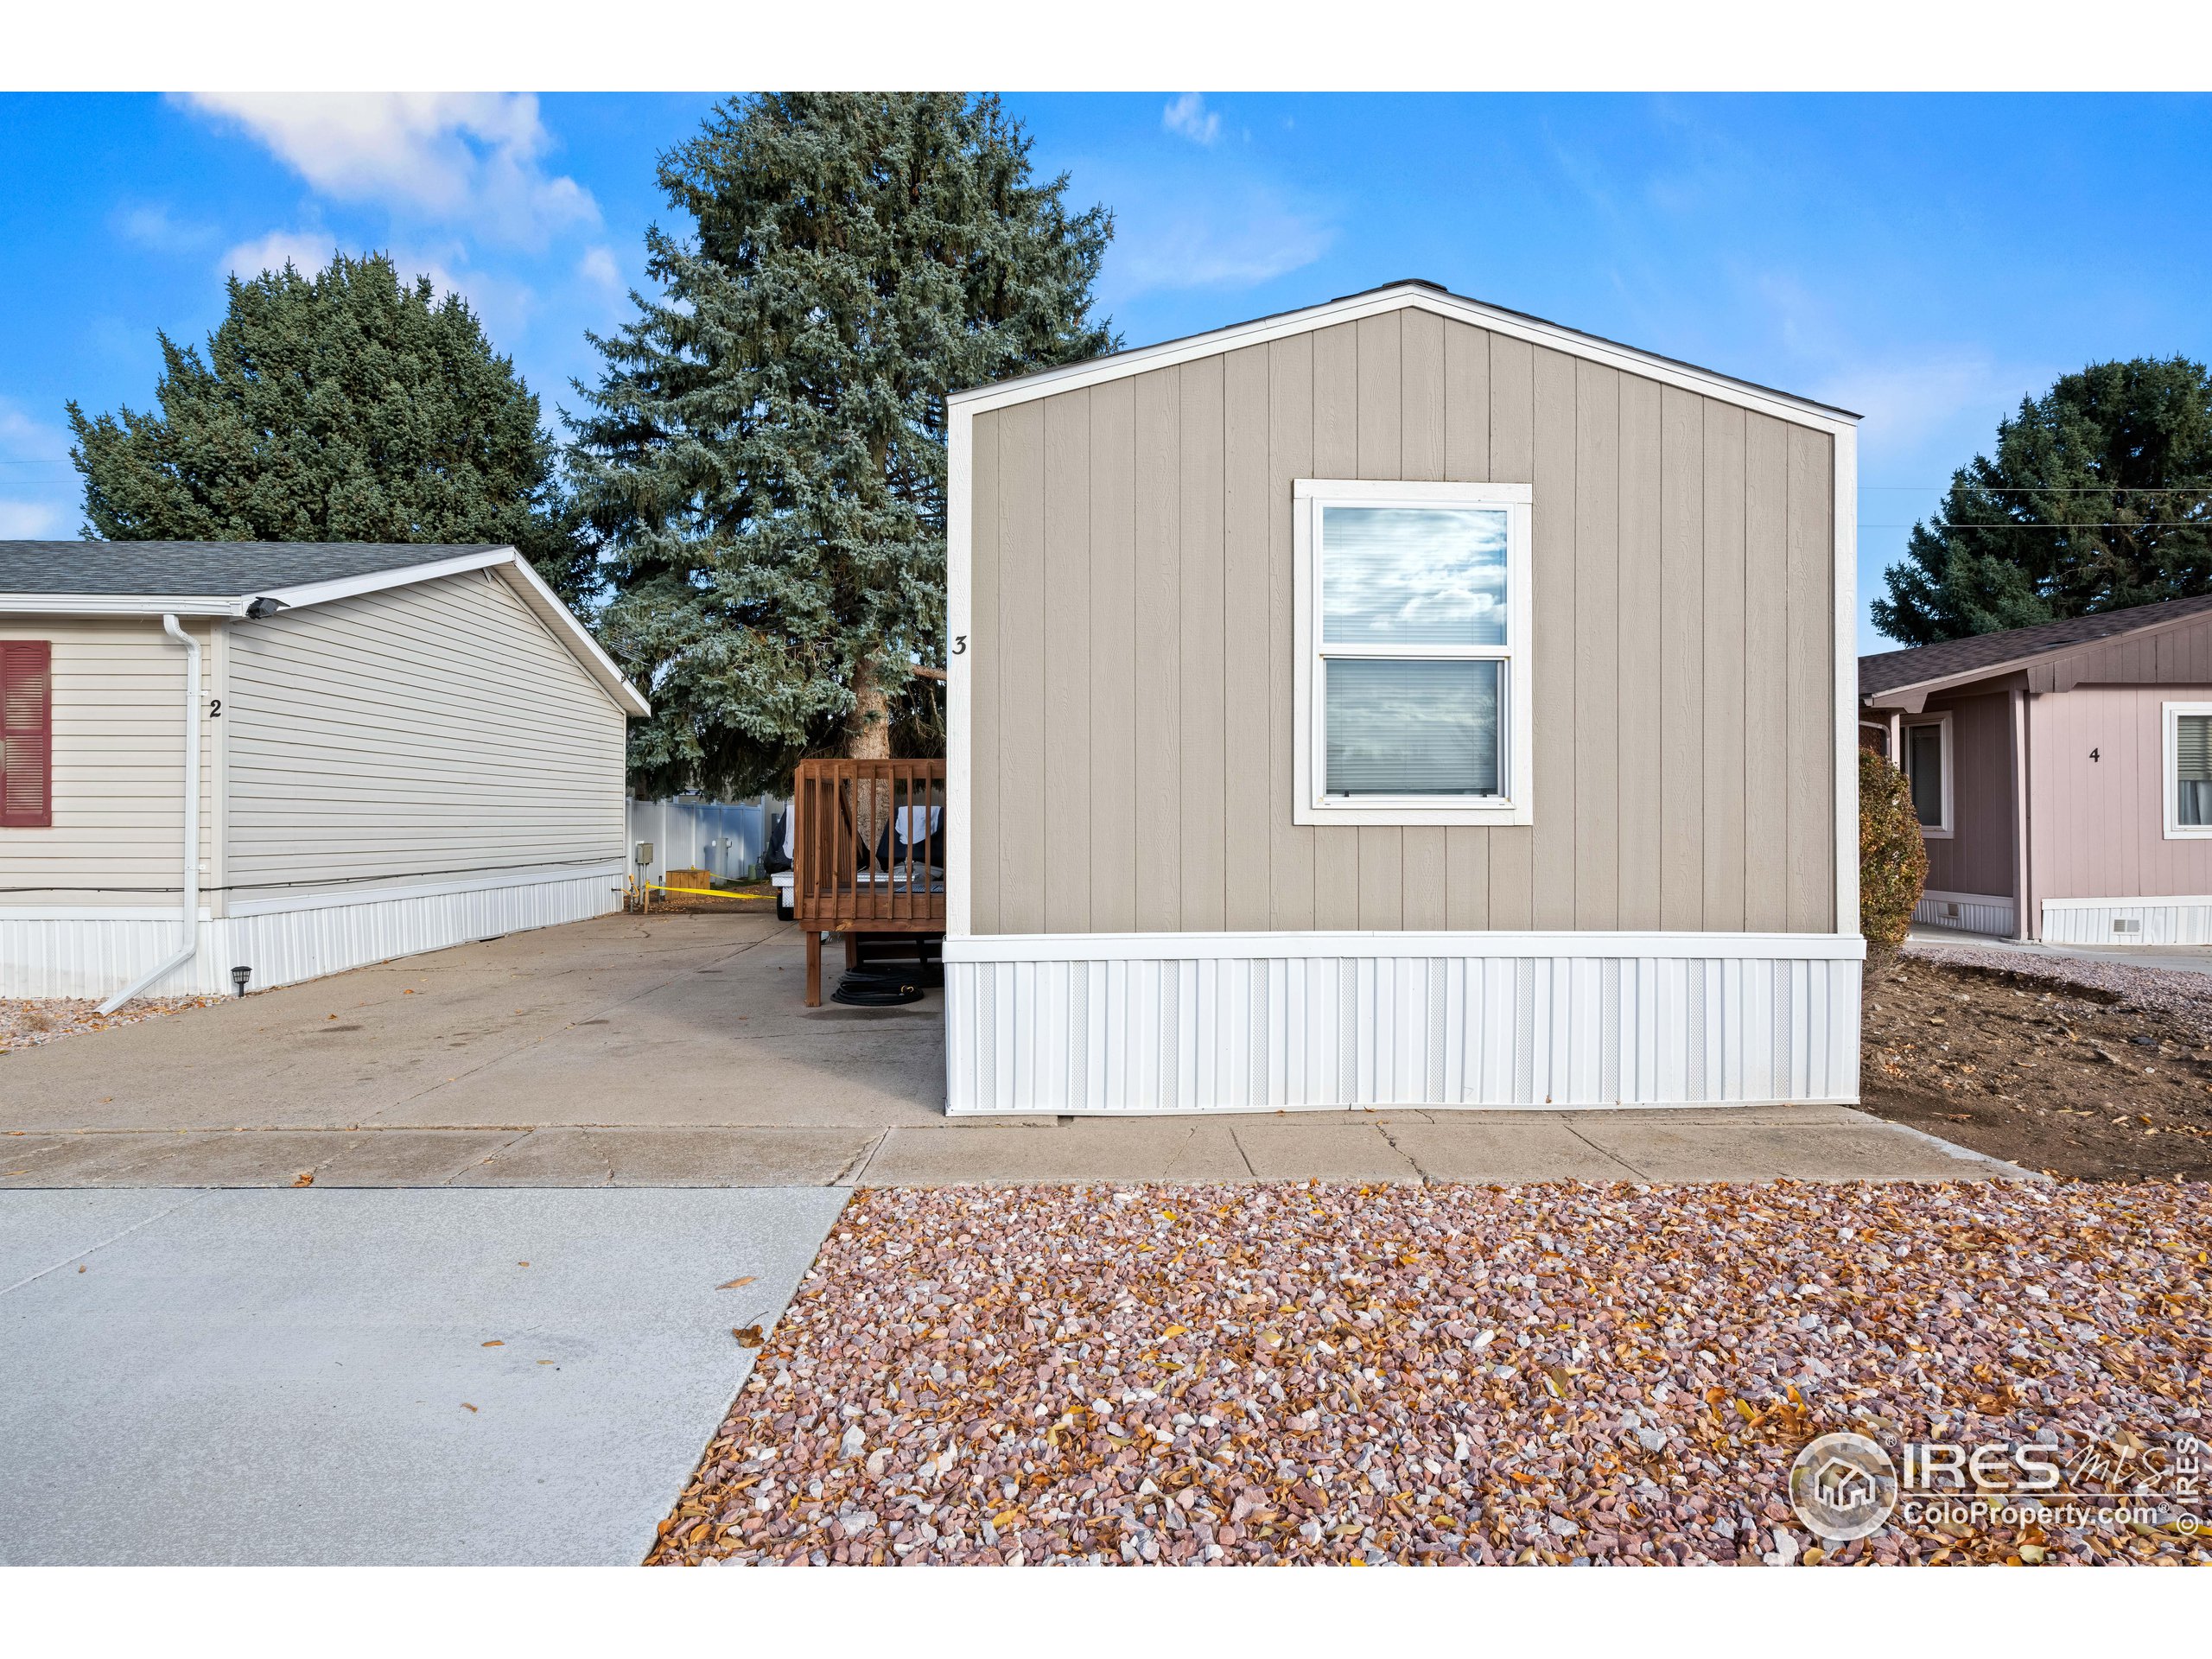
xmin=964 ymin=315 xmax=1838 ymax=938
xmin=1917 ymin=690 xmax=2015 ymax=898
xmin=968 ymin=409 xmax=1004 ymax=933
xmin=1133 ymin=370 xmax=1182 ymax=931
xmin=1742 ymin=412 xmax=1792 ymax=932
xmin=1088 ymin=380 xmax=1140 ymax=934
xmin=946 ymin=940 xmax=1862 ymax=1112
xmin=995 ymin=402 xmax=1047 ymax=932
xmin=1659 ymin=387 xmax=1707 ymax=929
xmin=2027 ymin=683 xmax=2212 ymax=924
xmin=1268 ymin=334 xmax=1318 ymax=930
xmin=1043 ymin=391 xmax=1091 ymax=931
xmin=1223 ymin=345 xmax=1274 ymax=931
xmin=1178 ymin=357 xmax=1229 ymax=932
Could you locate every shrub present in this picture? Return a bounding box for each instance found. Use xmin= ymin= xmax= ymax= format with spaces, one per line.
xmin=1859 ymin=747 xmax=1928 ymax=962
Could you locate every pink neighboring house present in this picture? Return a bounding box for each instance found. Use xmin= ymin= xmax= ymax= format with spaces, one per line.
xmin=1860 ymin=594 xmax=2212 ymax=944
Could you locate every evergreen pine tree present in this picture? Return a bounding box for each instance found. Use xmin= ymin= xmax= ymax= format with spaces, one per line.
xmin=569 ymin=92 xmax=1116 ymax=797
xmin=68 ymin=251 xmax=589 ymax=601
xmin=1872 ymin=356 xmax=2212 ymax=645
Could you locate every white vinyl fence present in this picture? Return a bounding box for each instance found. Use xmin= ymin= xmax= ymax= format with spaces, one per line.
xmin=626 ymin=797 xmax=785 ymax=887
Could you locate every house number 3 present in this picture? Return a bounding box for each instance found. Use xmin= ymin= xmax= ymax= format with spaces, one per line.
xmin=951 ymin=636 xmax=967 ymax=655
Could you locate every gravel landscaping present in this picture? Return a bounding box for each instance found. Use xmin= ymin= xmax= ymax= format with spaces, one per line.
xmin=1 ymin=995 xmax=213 ymax=1054
xmin=652 ymin=1179 xmax=2209 ymax=1567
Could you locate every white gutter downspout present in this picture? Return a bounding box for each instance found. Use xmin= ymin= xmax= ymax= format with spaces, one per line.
xmin=98 ymin=615 xmax=200 ymax=1012
xmin=2012 ymin=687 xmax=2032 ymax=943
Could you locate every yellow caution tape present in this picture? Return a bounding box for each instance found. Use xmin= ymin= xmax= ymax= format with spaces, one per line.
xmin=643 ymin=882 xmax=770 ymax=900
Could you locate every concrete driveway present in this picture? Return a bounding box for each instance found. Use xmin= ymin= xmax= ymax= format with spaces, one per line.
xmin=3 ymin=912 xmax=2031 ymax=1185
xmin=0 ymin=1185 xmax=844 ymax=1565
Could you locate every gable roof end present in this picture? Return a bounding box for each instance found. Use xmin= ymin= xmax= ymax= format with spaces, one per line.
xmin=947 ymin=279 xmax=1859 ymax=433
xmin=1859 ymin=593 xmax=2212 ymax=702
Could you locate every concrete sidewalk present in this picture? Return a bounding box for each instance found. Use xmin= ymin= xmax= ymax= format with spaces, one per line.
xmin=1 ymin=1103 xmax=2035 ymax=1185
xmin=3 ymin=912 xmax=2035 ymax=1186
xmin=0 ymin=1186 xmax=844 ymax=1565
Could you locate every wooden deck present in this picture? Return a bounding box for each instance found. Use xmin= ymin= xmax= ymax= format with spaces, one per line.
xmin=793 ymin=757 xmax=946 ymax=1005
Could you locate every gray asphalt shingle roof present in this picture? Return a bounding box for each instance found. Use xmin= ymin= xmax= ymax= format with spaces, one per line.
xmin=0 ymin=541 xmax=506 ymax=597
xmin=1859 ymin=593 xmax=2212 ymax=697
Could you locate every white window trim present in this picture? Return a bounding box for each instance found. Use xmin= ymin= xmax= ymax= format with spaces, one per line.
xmin=1902 ymin=710 xmax=1954 ymax=839
xmin=2163 ymin=701 xmax=2212 ymax=839
xmin=1292 ymin=480 xmax=1534 ymax=827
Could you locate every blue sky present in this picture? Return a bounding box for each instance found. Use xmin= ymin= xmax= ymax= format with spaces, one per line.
xmin=3 ymin=92 xmax=2209 ymax=652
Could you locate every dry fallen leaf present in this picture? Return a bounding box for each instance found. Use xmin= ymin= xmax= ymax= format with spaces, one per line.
xmin=733 ymin=1325 xmax=765 ymax=1348
xmin=461 ymin=1402 xmax=478 ymax=1413
xmin=291 ymin=1171 xmax=315 ymax=1187
xmin=718 ymin=1276 xmax=759 ymax=1290
xmin=482 ymin=1340 xmax=505 ymax=1348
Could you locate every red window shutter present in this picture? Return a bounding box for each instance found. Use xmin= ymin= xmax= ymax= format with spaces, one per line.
xmin=1 ymin=639 xmax=53 ymax=830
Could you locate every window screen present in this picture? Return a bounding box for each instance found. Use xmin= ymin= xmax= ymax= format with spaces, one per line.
xmin=1319 ymin=505 xmax=1509 ymax=798
xmin=1905 ymin=722 xmax=1944 ymax=827
xmin=2178 ymin=714 xmax=2212 ymax=827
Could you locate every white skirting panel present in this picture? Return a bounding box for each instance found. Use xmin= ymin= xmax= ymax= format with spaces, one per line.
xmin=944 ymin=931 xmax=1865 ymax=1116
xmin=0 ymin=862 xmax=625 ymax=999
xmin=2041 ymin=896 xmax=2212 ymax=947
xmin=1913 ymin=889 xmax=2016 ymax=937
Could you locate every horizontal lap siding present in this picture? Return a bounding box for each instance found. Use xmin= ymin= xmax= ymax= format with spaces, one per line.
xmin=968 ymin=317 xmax=1837 ymax=935
xmin=225 ymin=572 xmax=626 ymax=893
xmin=0 ymin=618 xmax=217 ymax=903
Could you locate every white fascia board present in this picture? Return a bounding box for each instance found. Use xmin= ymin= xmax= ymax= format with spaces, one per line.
xmin=0 ymin=594 xmax=246 ymax=617
xmin=486 ymin=555 xmax=652 ymax=718
xmin=254 ymin=547 xmax=651 ymax=719
xmin=948 ymin=284 xmax=1862 ymax=436
xmin=1832 ymin=422 xmax=1859 ymax=938
xmin=251 ymin=547 xmax=516 ymax=610
xmin=944 ymin=930 xmax=1871 ymax=963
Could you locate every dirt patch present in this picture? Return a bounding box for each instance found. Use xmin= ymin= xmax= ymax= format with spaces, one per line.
xmin=1858 ymin=953 xmax=2212 ymax=1182
xmin=628 ymin=877 xmax=779 ymax=917
xmin=1 ymin=995 xmax=215 ymax=1053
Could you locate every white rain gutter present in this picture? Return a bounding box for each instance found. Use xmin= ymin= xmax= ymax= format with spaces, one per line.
xmin=98 ymin=615 xmax=201 ymax=1012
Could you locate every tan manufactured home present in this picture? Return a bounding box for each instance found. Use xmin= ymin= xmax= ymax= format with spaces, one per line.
xmin=943 ymin=281 xmax=1860 ymax=1115
xmin=1 ymin=543 xmax=645 ymax=1001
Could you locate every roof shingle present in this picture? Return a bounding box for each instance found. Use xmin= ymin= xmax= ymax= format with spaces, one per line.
xmin=0 ymin=541 xmax=506 ymax=598
xmin=1859 ymin=594 xmax=2212 ymax=697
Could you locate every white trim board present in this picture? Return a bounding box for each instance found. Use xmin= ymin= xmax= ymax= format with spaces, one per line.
xmin=946 ymin=283 xmax=1861 ymax=436
xmin=945 ymin=930 xmax=1868 ymax=963
xmin=1292 ymin=480 xmax=1535 ymax=826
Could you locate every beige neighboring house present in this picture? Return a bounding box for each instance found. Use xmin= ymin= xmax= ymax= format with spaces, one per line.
xmin=0 ymin=542 xmax=646 ymax=1003
xmin=942 ymin=279 xmax=1863 ymax=1116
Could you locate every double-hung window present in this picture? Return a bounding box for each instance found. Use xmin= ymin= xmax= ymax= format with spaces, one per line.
xmin=2164 ymin=702 xmax=2212 ymax=838
xmin=1294 ymin=480 xmax=1533 ymax=825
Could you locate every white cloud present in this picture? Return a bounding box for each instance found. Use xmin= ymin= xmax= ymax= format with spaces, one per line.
xmin=1110 ymin=181 xmax=1335 ymax=296
xmin=1815 ymin=353 xmax=2039 ymax=461
xmin=183 ymin=92 xmax=598 ymax=246
xmin=221 ymin=227 xmax=340 ymax=283
xmin=0 ymin=499 xmax=67 ymax=538
xmin=112 ymin=200 xmax=217 ymax=253
xmin=0 ymin=397 xmax=76 ymax=539
xmin=578 ymin=245 xmax=622 ymax=291
xmin=1162 ymin=92 xmax=1221 ymax=146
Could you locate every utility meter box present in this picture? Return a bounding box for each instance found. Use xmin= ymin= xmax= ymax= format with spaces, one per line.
xmin=634 ymin=842 xmax=654 ymax=867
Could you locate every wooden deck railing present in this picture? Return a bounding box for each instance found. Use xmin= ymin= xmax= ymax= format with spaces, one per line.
xmin=792 ymin=757 xmax=946 ymax=1004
